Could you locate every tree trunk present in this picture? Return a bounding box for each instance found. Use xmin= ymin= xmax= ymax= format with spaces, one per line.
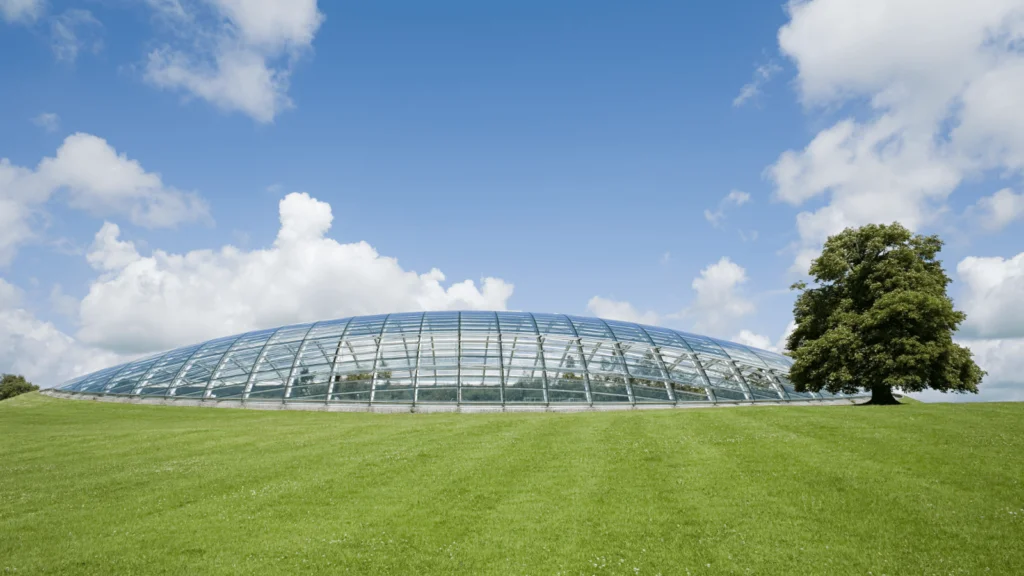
xmin=862 ymin=385 xmax=901 ymax=405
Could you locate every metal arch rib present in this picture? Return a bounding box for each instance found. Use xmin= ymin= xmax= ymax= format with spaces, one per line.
xmin=634 ymin=324 xmax=680 ymax=403
xmin=132 ymin=347 xmax=195 ymax=396
xmin=668 ymin=329 xmax=718 ymax=403
xmin=98 ymin=360 xmax=141 ymax=395
xmin=242 ymin=326 xmax=288 ymax=401
xmin=594 ymin=318 xmax=635 ymax=404
xmin=368 ymin=314 xmax=392 ymax=404
xmin=202 ymin=332 xmax=254 ymax=399
xmin=455 ymin=312 xmax=463 ymax=404
xmin=411 ymin=312 xmax=427 ymax=405
xmin=325 ymin=318 xmax=355 ymax=402
xmin=171 ymin=334 xmax=248 ymax=397
xmin=526 ymin=313 xmax=551 ymax=405
xmin=494 ymin=311 xmax=506 ymax=406
xmin=283 ymin=323 xmax=320 ymax=401
xmin=561 ymin=314 xmax=593 ymax=405
xmin=722 ymin=340 xmax=787 ymax=401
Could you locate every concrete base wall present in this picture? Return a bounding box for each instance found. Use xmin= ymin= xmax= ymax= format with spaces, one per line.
xmin=41 ymin=389 xmax=862 ymax=413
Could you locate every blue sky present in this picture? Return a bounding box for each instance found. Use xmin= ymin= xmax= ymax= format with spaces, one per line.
xmin=1 ymin=0 xmax=1023 ymax=401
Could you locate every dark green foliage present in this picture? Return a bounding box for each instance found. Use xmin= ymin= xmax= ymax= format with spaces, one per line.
xmin=786 ymin=223 xmax=984 ymax=404
xmin=0 ymin=374 xmax=38 ymax=401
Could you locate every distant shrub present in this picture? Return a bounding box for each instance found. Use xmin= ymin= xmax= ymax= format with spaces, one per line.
xmin=0 ymin=374 xmax=39 ymax=401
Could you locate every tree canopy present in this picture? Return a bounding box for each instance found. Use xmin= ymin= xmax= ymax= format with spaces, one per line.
xmin=0 ymin=374 xmax=39 ymax=401
xmin=786 ymin=223 xmax=984 ymax=405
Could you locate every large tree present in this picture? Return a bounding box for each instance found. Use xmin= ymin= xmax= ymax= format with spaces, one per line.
xmin=786 ymin=223 xmax=984 ymax=405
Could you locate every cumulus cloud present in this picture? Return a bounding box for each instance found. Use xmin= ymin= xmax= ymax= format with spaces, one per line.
xmin=586 ymin=296 xmax=659 ymax=325
xmin=913 ymin=338 xmax=1024 ymax=402
xmin=971 ymin=188 xmax=1024 ymax=231
xmin=0 ymin=277 xmax=127 ymax=388
xmin=0 ymin=0 xmax=43 ymax=23
xmin=144 ymin=0 xmax=324 ymax=122
xmin=733 ymin=329 xmax=773 ymax=351
xmin=770 ymin=0 xmax=1024 ymax=272
xmin=76 ymin=192 xmax=514 ymax=354
xmin=704 ymin=190 xmax=751 ymax=228
xmin=733 ymin=62 xmax=781 ymax=107
xmin=686 ymin=257 xmax=755 ymax=336
xmin=957 ymin=252 xmax=1024 ymax=340
xmin=0 ymin=133 xmax=210 ymax=264
xmin=734 ymin=320 xmax=795 ymax=353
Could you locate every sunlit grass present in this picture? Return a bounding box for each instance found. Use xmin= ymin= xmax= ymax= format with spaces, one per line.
xmin=2 ymin=393 xmax=1022 ymax=574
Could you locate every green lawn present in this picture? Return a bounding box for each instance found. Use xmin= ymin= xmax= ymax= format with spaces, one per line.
xmin=2 ymin=394 xmax=1022 ymax=575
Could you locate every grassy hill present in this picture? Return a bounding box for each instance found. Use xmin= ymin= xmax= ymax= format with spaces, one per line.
xmin=2 ymin=393 xmax=1022 ymax=575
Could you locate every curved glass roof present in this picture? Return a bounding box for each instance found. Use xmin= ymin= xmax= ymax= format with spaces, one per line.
xmin=57 ymin=312 xmax=851 ymax=405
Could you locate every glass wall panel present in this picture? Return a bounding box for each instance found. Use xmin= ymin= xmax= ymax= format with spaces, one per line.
xmin=136 ymin=345 xmax=201 ymax=396
xmin=580 ymin=338 xmax=630 ymax=402
xmin=72 ymin=365 xmax=126 ymax=393
xmin=57 ymin=312 xmax=862 ymax=406
xmin=532 ymin=313 xmax=576 ymax=337
xmin=206 ymin=331 xmax=275 ymax=399
xmin=502 ymin=334 xmax=546 ymax=403
xmin=171 ymin=336 xmax=239 ymax=397
xmin=496 ymin=312 xmax=539 ymax=335
xmin=288 ymin=363 xmax=333 ymax=401
xmin=773 ymin=372 xmax=815 ymax=400
xmin=734 ymin=364 xmax=784 ymax=400
xmin=104 ymin=355 xmax=162 ymax=395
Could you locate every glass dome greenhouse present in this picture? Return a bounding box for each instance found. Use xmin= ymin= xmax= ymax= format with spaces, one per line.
xmin=55 ymin=311 xmax=858 ymax=408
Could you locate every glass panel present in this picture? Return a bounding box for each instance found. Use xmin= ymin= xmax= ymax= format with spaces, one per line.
xmin=496 ymin=312 xmax=539 ymax=335
xmin=104 ymin=356 xmax=162 ymax=394
xmin=532 ymin=313 xmax=575 ymax=337
xmin=305 ymin=318 xmax=350 ymax=340
xmin=676 ymin=331 xmax=730 ymax=359
xmin=58 ymin=311 xmax=813 ymax=407
xmin=288 ymin=363 xmax=332 ymax=401
xmin=604 ymin=319 xmax=652 ymax=346
xmin=713 ymin=339 xmax=769 ymax=368
xmin=72 ymin=364 xmax=126 ymax=393
xmin=773 ymin=371 xmax=815 ymax=400
xmin=373 ymin=370 xmax=414 ymax=403
xmin=735 ymin=364 xmax=783 ymax=400
xmin=171 ymin=336 xmax=239 ymax=397
xmin=137 ymin=345 xmax=201 ymax=396
xmin=567 ymin=315 xmax=614 ymax=340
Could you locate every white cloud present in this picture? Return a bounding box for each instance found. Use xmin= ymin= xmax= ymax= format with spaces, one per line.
xmin=913 ymin=338 xmax=1024 ymax=402
xmin=687 ymin=257 xmax=755 ymax=336
xmin=586 ymin=296 xmax=659 ymax=325
xmin=733 ymin=62 xmax=781 ymax=107
xmin=908 ymin=252 xmax=1024 ymax=401
xmin=31 ymin=112 xmax=59 ymax=132
xmin=77 ymin=192 xmax=514 ymax=354
xmin=50 ymin=9 xmax=102 ymax=62
xmin=0 ymin=277 xmax=127 ymax=388
xmin=144 ymin=0 xmax=324 ymax=122
xmin=957 ymin=252 xmax=1024 ymax=339
xmin=705 ymin=190 xmax=752 ymax=228
xmin=733 ymin=320 xmax=795 ymax=353
xmin=770 ymin=116 xmax=961 ymax=272
xmin=960 ymin=338 xmax=1024 ymax=401
xmin=972 ymin=188 xmax=1024 ymax=231
xmin=0 ymin=0 xmax=43 ymax=23
xmin=0 ymin=133 xmax=211 ymax=264
xmin=770 ymin=0 xmax=1024 ymax=271
xmin=734 ymin=330 xmax=773 ymax=351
